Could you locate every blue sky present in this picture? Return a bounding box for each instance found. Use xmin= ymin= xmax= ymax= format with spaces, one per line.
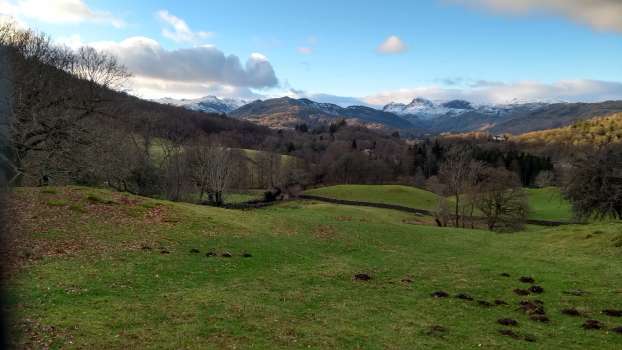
xmin=2 ymin=0 xmax=622 ymax=105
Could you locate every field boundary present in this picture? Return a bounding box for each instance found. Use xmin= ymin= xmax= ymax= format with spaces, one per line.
xmin=299 ymin=194 xmax=576 ymax=227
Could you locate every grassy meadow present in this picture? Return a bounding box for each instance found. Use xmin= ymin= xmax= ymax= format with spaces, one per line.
xmin=304 ymin=184 xmax=441 ymax=211
xmin=6 ymin=186 xmax=622 ymax=349
xmin=305 ymin=185 xmax=575 ymax=223
xmin=525 ymin=187 xmax=574 ymax=222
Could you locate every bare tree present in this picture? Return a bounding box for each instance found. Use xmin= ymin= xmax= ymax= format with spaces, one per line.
xmin=186 ymin=136 xmax=234 ymax=205
xmin=437 ymin=149 xmax=484 ymax=227
xmin=473 ymin=167 xmax=529 ymax=231
xmin=70 ymin=47 xmax=129 ymax=90
xmin=0 ymin=22 xmax=129 ymax=185
xmin=534 ymin=170 xmax=555 ymax=188
xmin=256 ymin=150 xmax=282 ymax=189
xmin=161 ymin=138 xmax=190 ymax=201
xmin=563 ymin=145 xmax=622 ymax=220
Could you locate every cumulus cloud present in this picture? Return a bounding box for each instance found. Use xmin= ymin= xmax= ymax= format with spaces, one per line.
xmin=129 ymin=77 xmax=266 ymax=100
xmin=449 ymin=0 xmax=622 ymax=33
xmin=363 ymin=79 xmax=622 ymax=105
xmin=156 ymin=10 xmax=212 ymax=43
xmin=0 ymin=0 xmax=123 ymax=27
xmin=91 ymin=37 xmax=278 ymax=89
xmin=377 ymin=35 xmax=408 ymax=54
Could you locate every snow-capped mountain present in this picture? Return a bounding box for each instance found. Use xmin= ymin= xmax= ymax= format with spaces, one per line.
xmin=229 ymin=96 xmax=413 ymax=130
xmin=382 ymin=97 xmax=549 ymax=120
xmin=383 ymin=98 xmax=476 ymax=119
xmin=152 ymin=94 xmax=622 ymax=135
xmin=154 ymin=96 xmax=253 ymax=114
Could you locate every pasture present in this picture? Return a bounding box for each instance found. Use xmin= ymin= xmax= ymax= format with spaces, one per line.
xmin=6 ymin=186 xmax=622 ymax=349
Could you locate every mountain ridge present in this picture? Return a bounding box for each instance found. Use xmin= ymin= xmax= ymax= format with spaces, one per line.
xmin=228 ymin=96 xmax=414 ymax=130
xmin=155 ymin=95 xmax=622 ymax=135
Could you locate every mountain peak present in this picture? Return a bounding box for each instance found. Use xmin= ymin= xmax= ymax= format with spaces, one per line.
xmin=154 ymin=95 xmax=252 ymax=114
xmin=408 ymin=97 xmax=434 ymax=107
xmin=441 ymin=100 xmax=474 ymax=110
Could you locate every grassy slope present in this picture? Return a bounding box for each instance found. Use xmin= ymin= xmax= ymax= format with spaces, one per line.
xmin=305 ymin=184 xmax=440 ymax=211
xmin=224 ymin=190 xmax=265 ymax=204
xmin=526 ymin=187 xmax=574 ymax=222
xmin=306 ymin=185 xmax=574 ymax=222
xmin=7 ymin=187 xmax=622 ymax=349
xmin=514 ymin=112 xmax=622 ymax=146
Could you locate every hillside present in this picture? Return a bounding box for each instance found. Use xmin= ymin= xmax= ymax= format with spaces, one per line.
xmin=415 ymin=101 xmax=622 ymax=135
xmin=526 ymin=187 xmax=574 ymax=222
xmin=514 ymin=113 xmax=622 ymax=146
xmin=153 ymin=93 xmax=622 ymax=136
xmin=229 ymin=97 xmax=414 ymax=130
xmin=6 ymin=187 xmax=622 ymax=349
xmin=154 ymin=96 xmax=252 ymax=114
xmin=305 ymin=185 xmax=574 ymax=222
xmin=304 ymin=184 xmax=440 ymax=211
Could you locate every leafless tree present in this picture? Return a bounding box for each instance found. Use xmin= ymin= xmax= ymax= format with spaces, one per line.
xmin=256 ymin=150 xmax=282 ymax=189
xmin=161 ymin=138 xmax=190 ymax=201
xmin=186 ymin=136 xmax=234 ymax=205
xmin=473 ymin=167 xmax=529 ymax=231
xmin=437 ymin=149 xmax=484 ymax=227
xmin=70 ymin=47 xmax=129 ymax=90
xmin=0 ymin=22 xmax=129 ymax=185
xmin=534 ymin=170 xmax=555 ymax=188
xmin=563 ymin=145 xmax=622 ymax=220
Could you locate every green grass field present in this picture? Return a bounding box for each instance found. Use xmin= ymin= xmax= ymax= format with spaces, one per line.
xmin=526 ymin=187 xmax=574 ymax=222
xmin=305 ymin=184 xmax=441 ymax=211
xmin=6 ymin=186 xmax=622 ymax=349
xmin=305 ymin=185 xmax=575 ymax=222
xmin=224 ymin=190 xmax=265 ymax=204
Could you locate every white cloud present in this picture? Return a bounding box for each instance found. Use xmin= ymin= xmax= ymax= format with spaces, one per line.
xmin=450 ymin=0 xmax=622 ymax=33
xmin=83 ymin=36 xmax=278 ymax=99
xmin=56 ymin=33 xmax=83 ymax=49
xmin=377 ymin=35 xmax=407 ymax=54
xmin=0 ymin=0 xmax=123 ymax=27
xmin=92 ymin=37 xmax=278 ymax=89
xmin=250 ymin=52 xmax=268 ymax=61
xmin=129 ymin=76 xmax=266 ymax=100
xmin=363 ymin=79 xmax=622 ymax=105
xmin=156 ymin=10 xmax=212 ymax=43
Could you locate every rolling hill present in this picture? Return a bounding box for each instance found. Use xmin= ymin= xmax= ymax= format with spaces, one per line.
xmin=156 ymin=94 xmax=622 ymax=136
xmin=514 ymin=112 xmax=622 ymax=146
xmin=228 ymin=97 xmax=414 ymax=130
xmin=414 ymin=100 xmax=622 ymax=135
xmin=304 ymin=184 xmax=441 ymax=211
xmin=305 ymin=184 xmax=574 ymax=222
xmin=6 ymin=186 xmax=622 ymax=349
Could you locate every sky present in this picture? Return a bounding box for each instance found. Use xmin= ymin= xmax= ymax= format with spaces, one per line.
xmin=1 ymin=0 xmax=621 ymax=106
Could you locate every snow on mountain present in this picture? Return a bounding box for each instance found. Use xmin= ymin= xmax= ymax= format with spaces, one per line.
xmin=154 ymin=96 xmax=253 ymax=114
xmin=383 ymin=98 xmax=476 ymax=119
xmin=382 ymin=97 xmax=553 ymax=120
